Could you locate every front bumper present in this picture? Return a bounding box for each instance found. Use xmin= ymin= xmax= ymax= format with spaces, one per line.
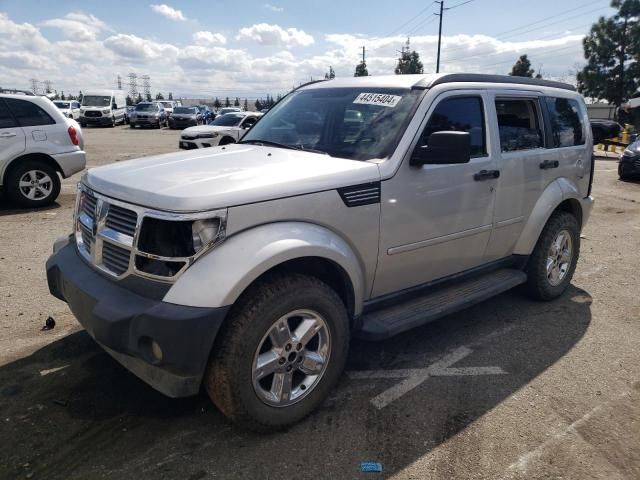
xmin=52 ymin=150 xmax=86 ymax=178
xmin=131 ymin=118 xmax=161 ymax=126
xmin=46 ymin=239 xmax=229 ymax=397
xmin=80 ymin=115 xmax=112 ymax=126
xmin=619 ymin=154 xmax=640 ymax=177
xmin=170 ymin=120 xmax=198 ymax=129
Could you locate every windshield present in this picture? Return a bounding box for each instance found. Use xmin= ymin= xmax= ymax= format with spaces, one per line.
xmin=219 ymin=108 xmax=240 ymax=115
xmin=159 ymin=102 xmax=172 ymax=108
xmin=210 ymin=114 xmax=244 ymax=126
xmin=54 ymin=102 xmax=70 ymax=109
xmin=174 ymin=107 xmax=197 ymax=114
xmin=81 ymin=95 xmax=111 ymax=107
xmin=241 ymin=87 xmax=422 ymax=160
xmin=135 ymin=103 xmax=157 ymax=112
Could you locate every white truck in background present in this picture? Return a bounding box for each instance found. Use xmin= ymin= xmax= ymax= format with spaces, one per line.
xmin=79 ymin=90 xmax=127 ymax=128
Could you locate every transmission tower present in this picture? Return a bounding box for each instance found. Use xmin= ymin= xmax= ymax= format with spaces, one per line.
xmin=128 ymin=73 xmax=138 ymax=99
xmin=29 ymin=78 xmax=39 ymax=95
xmin=43 ymin=80 xmax=53 ymax=93
xmin=142 ymin=75 xmax=151 ymax=100
xmin=117 ymin=74 xmax=122 ymax=90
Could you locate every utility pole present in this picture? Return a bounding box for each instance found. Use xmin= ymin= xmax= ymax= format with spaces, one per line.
xmin=362 ymin=46 xmax=366 ymax=65
xmin=435 ymin=1 xmax=444 ymax=73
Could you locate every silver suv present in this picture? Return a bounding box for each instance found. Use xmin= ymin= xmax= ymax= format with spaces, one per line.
xmin=1 ymin=91 xmax=86 ymax=207
xmin=46 ymin=74 xmax=594 ymax=430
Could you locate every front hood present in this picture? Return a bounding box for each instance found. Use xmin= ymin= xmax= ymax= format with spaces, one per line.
xmin=85 ymin=144 xmax=380 ymax=212
xmin=183 ymin=125 xmax=232 ymax=135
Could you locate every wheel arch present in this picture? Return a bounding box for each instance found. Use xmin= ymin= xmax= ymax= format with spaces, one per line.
xmin=163 ymin=222 xmax=365 ymax=320
xmin=219 ymin=136 xmax=236 ymax=145
xmin=2 ymin=152 xmax=63 ymax=185
xmin=513 ymin=179 xmax=584 ymax=255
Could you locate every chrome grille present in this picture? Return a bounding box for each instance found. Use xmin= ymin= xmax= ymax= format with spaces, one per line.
xmin=102 ymin=243 xmax=130 ymax=275
xmin=105 ymin=204 xmax=137 ymax=237
xmin=84 ymin=111 xmax=102 ymax=117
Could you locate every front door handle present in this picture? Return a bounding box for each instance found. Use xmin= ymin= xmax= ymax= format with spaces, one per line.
xmin=540 ymin=160 xmax=559 ymax=169
xmin=473 ymin=169 xmax=500 ymax=181
xmin=0 ymin=132 xmax=17 ymax=138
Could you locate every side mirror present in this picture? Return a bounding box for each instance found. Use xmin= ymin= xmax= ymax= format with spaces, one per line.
xmin=410 ymin=131 xmax=471 ymax=166
xmin=112 ymin=103 xmax=117 ymax=109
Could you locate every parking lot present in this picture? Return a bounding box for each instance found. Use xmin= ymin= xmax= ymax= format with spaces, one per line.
xmin=1 ymin=126 xmax=639 ymax=479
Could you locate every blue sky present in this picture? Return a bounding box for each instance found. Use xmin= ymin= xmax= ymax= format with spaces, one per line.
xmin=0 ymin=0 xmax=616 ymax=98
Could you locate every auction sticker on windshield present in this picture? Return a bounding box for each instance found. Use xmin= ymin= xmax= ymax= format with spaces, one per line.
xmin=353 ymin=93 xmax=402 ymax=108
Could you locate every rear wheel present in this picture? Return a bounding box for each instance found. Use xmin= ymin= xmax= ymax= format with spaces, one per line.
xmin=109 ymin=116 xmax=115 ymax=128
xmin=7 ymin=161 xmax=61 ymax=208
xmin=129 ymin=123 xmax=135 ymax=129
xmin=205 ymin=274 xmax=349 ymax=431
xmin=525 ymin=211 xmax=579 ymax=300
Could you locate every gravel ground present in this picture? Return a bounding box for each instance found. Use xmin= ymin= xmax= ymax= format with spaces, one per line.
xmin=0 ymin=127 xmax=638 ymax=480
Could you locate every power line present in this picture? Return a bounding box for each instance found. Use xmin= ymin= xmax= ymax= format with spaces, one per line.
xmin=406 ymin=14 xmax=439 ymax=36
xmin=446 ymin=0 xmax=474 ymax=10
xmin=386 ymin=1 xmax=437 ymax=37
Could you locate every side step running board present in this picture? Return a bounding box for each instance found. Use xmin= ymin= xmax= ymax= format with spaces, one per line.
xmin=357 ymin=268 xmax=527 ymax=341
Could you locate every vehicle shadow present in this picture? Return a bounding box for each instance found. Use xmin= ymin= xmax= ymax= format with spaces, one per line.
xmin=0 ymin=199 xmax=62 ymax=217
xmin=0 ymin=286 xmax=592 ymax=480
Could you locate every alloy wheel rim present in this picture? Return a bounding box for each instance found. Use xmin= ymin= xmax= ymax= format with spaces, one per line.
xmin=18 ymin=170 xmax=53 ymax=201
xmin=546 ymin=229 xmax=573 ymax=286
xmin=252 ymin=309 xmax=331 ymax=407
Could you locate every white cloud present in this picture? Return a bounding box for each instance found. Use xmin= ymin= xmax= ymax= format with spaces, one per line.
xmin=193 ymin=31 xmax=227 ymax=46
xmin=41 ymin=12 xmax=109 ymax=41
xmin=237 ymin=23 xmax=314 ymax=48
xmin=264 ymin=3 xmax=284 ymax=12
xmin=104 ymin=34 xmax=179 ymax=60
xmin=149 ymin=4 xmax=187 ymax=21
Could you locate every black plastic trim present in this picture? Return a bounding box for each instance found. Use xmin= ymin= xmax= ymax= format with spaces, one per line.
xmin=337 ymin=182 xmax=381 ymax=207
xmin=415 ymin=74 xmax=575 ymax=92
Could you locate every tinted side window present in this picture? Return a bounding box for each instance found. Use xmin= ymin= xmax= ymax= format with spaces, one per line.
xmin=0 ymin=100 xmax=19 ymax=128
xmin=495 ymin=99 xmax=543 ymax=152
xmin=420 ymin=96 xmax=486 ymax=156
xmin=546 ymin=97 xmax=585 ymax=147
xmin=4 ymin=98 xmax=55 ymax=127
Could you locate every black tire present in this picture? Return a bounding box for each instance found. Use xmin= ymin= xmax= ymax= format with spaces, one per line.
xmin=80 ymin=123 xmax=87 ymax=128
xmin=109 ymin=116 xmax=115 ymax=128
xmin=525 ymin=211 xmax=580 ymax=301
xmin=6 ymin=160 xmax=61 ymax=208
xmin=205 ymin=273 xmax=350 ymax=431
xmin=130 ymin=123 xmax=135 ymax=129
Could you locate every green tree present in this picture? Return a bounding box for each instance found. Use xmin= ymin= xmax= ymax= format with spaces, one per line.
xmin=244 ymin=98 xmax=249 ymax=110
xmin=255 ymin=99 xmax=263 ymax=111
xmin=325 ymin=66 xmax=336 ymax=79
xmin=214 ymin=97 xmax=221 ymax=109
xmin=136 ymin=93 xmax=143 ymax=104
xmin=577 ymin=0 xmax=640 ymax=107
xmin=78 ymin=91 xmax=83 ymax=102
xmin=234 ymin=97 xmax=240 ymax=107
xmin=354 ymin=60 xmax=368 ymax=77
xmin=126 ymin=95 xmax=133 ymax=106
xmin=225 ymin=97 xmax=230 ymax=107
xmin=155 ymin=92 xmax=165 ymax=100
xmin=509 ymin=54 xmax=535 ymax=77
xmin=60 ymin=91 xmax=66 ymax=100
xmin=168 ymin=92 xmax=173 ymax=100
xmin=395 ymin=44 xmax=423 ymax=75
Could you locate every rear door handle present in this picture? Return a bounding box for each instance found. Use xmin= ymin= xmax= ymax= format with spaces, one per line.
xmin=540 ymin=160 xmax=559 ymax=169
xmin=473 ymin=169 xmax=500 ymax=181
xmin=0 ymin=132 xmax=17 ymax=138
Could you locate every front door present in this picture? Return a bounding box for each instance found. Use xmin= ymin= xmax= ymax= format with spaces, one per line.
xmin=372 ymin=91 xmax=498 ymax=297
xmin=0 ymin=99 xmax=26 ymax=182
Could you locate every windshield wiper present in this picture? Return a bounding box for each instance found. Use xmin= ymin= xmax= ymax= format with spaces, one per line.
xmin=240 ymin=139 xmax=328 ymax=155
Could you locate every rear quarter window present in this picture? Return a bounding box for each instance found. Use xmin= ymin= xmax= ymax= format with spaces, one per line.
xmin=545 ymin=97 xmax=585 ymax=147
xmin=4 ymin=98 xmax=55 ymax=127
xmin=0 ymin=100 xmax=19 ymax=128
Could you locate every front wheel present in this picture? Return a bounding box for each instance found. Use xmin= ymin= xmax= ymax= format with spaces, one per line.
xmin=205 ymin=274 xmax=349 ymax=431
xmin=524 ymin=211 xmax=580 ymax=300
xmin=6 ymin=161 xmax=61 ymax=208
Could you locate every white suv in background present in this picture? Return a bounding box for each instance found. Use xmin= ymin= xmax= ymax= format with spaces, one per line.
xmin=179 ymin=111 xmax=261 ymax=149
xmin=0 ymin=92 xmax=86 ymax=207
xmin=53 ymin=100 xmax=81 ymax=120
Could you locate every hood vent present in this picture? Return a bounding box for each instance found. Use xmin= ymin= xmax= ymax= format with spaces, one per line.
xmin=338 ymin=182 xmax=381 ymax=207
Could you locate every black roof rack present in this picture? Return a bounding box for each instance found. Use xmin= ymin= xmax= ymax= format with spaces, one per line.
xmin=0 ymin=88 xmax=35 ymax=96
xmin=415 ymin=74 xmax=575 ymax=92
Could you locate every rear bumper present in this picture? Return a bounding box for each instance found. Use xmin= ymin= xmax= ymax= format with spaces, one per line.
xmin=46 ymin=239 xmax=229 ymax=397
xmin=52 ymin=150 xmax=86 ymax=178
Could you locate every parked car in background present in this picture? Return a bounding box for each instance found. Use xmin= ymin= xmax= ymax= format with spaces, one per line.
xmin=168 ymin=106 xmax=203 ymax=129
xmin=1 ymin=92 xmax=85 ymax=207
xmin=196 ymin=105 xmax=214 ymax=123
xmin=53 ymin=100 xmax=81 ymax=120
xmin=129 ymin=102 xmax=168 ymax=129
xmin=124 ymin=106 xmax=135 ymax=124
xmin=156 ymin=100 xmax=178 ymax=116
xmin=79 ymin=89 xmax=127 ymax=127
xmin=179 ymin=112 xmax=261 ymax=149
xmin=619 ymin=138 xmax=640 ymax=180
xmin=216 ymin=107 xmax=242 ymax=117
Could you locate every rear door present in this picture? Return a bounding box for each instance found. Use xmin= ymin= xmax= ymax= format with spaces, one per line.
xmin=0 ymin=99 xmax=26 ymax=184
